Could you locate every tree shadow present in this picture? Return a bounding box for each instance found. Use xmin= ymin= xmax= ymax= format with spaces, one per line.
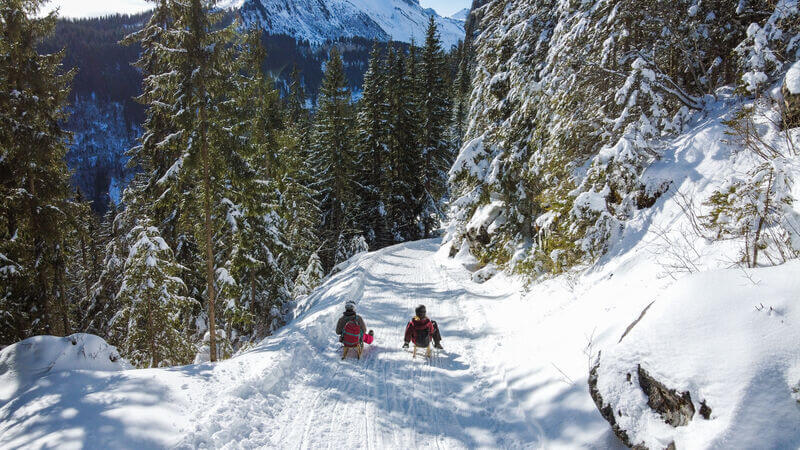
xmin=0 ymin=370 xmax=180 ymax=449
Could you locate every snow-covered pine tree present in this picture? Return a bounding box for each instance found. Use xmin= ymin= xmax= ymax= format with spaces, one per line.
xmin=312 ymin=47 xmax=358 ymax=270
xmin=279 ymin=67 xmax=320 ymax=276
xmin=122 ymin=0 xmax=240 ymax=361
xmin=384 ymin=44 xmax=422 ymax=242
xmin=292 ymin=252 xmax=324 ymax=299
xmin=355 ymin=43 xmax=392 ymax=249
xmin=83 ymin=196 xmax=130 ymax=338
xmin=702 ymin=104 xmax=800 ymax=267
xmin=736 ymin=1 xmax=800 ymax=95
xmin=64 ymin=188 xmax=103 ymax=327
xmin=221 ymin=27 xmax=292 ymax=341
xmin=451 ymin=38 xmax=474 ymax=151
xmin=0 ymin=0 xmax=76 ymax=343
xmin=113 ymin=220 xmax=195 ymax=367
xmin=417 ymin=17 xmax=454 ymax=237
xmin=448 ymin=0 xmax=757 ymax=276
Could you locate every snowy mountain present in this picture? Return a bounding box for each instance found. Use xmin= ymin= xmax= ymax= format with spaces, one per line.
xmin=450 ymin=8 xmax=469 ymax=21
xmin=240 ymin=0 xmax=465 ymax=48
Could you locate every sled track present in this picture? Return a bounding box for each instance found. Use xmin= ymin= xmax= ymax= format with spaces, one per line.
xmin=176 ymin=240 xmax=545 ymax=449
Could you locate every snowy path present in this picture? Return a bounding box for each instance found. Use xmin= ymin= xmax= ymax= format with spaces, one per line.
xmin=1 ymin=239 xmax=618 ymax=449
xmin=178 ymin=239 xmax=544 ymax=449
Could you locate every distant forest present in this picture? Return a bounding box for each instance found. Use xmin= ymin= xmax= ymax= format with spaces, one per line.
xmin=39 ymin=11 xmax=418 ymax=124
xmin=38 ymin=12 xmax=433 ymax=215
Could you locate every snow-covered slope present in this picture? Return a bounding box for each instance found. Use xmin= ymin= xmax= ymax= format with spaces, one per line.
xmin=450 ymin=8 xmax=469 ymax=22
xmin=240 ymin=0 xmax=464 ymax=48
xmin=0 ymin=334 xmax=130 ymax=403
xmin=2 ymin=98 xmax=799 ymax=447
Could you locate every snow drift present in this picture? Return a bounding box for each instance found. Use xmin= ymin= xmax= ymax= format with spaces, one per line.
xmin=591 ymin=262 xmax=800 ymax=449
xmin=0 ymin=334 xmax=130 ymax=403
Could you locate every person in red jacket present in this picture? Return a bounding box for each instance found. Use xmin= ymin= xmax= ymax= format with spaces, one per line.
xmin=402 ymin=304 xmax=443 ymax=350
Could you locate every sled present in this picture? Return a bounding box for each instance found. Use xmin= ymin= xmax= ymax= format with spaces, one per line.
xmin=342 ymin=343 xmax=363 ymax=360
xmin=412 ymin=343 xmax=432 ymax=359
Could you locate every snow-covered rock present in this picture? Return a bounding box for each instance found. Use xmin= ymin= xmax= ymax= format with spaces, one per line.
xmin=590 ymin=262 xmax=800 ymax=449
xmin=240 ymin=0 xmax=465 ymax=48
xmin=0 ymin=334 xmax=130 ymax=402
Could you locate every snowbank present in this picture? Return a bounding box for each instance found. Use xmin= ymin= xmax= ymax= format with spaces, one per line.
xmin=592 ymin=262 xmax=800 ymax=448
xmin=0 ymin=333 xmax=130 ymax=402
xmin=786 ymin=60 xmax=800 ymax=95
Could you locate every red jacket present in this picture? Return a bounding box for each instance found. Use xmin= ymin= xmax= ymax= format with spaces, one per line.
xmin=404 ymin=317 xmax=434 ymax=344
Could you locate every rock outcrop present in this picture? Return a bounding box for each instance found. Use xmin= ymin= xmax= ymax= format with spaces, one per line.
xmin=589 ymin=360 xmax=709 ymax=449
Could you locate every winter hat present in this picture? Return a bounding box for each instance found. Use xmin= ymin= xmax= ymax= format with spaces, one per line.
xmin=415 ymin=304 xmax=426 ymax=318
xmin=345 ymin=300 xmax=356 ymax=311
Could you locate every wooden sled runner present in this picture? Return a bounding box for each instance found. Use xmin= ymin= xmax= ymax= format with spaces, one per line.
xmin=412 ymin=344 xmax=432 ymax=359
xmin=342 ymin=343 xmax=363 ymax=360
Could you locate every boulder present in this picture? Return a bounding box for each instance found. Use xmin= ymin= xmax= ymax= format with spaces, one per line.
xmin=589 ymin=358 xmax=707 ymax=449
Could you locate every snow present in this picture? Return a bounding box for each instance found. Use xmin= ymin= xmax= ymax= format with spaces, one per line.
xmin=786 ymin=60 xmax=800 ymax=94
xmin=450 ymin=8 xmax=470 ymax=22
xmin=0 ymin=334 xmax=130 ymax=403
xmin=595 ymin=262 xmax=800 ymax=449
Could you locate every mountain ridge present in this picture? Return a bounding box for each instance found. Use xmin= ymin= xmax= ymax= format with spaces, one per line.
xmin=240 ymin=0 xmax=465 ymax=48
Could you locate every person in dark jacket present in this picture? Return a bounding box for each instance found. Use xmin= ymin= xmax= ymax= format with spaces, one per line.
xmin=336 ymin=300 xmax=367 ymax=343
xmin=402 ymin=304 xmax=443 ymax=350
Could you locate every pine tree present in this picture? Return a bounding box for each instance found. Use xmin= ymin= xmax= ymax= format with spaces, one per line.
xmin=292 ymin=252 xmax=324 ymax=299
xmin=355 ymin=43 xmax=392 ymax=249
xmin=312 ymin=47 xmax=357 ymax=269
xmin=122 ymin=0 xmax=239 ymax=361
xmin=222 ymin=27 xmax=292 ymax=340
xmin=0 ymin=0 xmax=76 ymax=343
xmin=417 ymin=17 xmax=454 ymax=237
xmin=113 ymin=220 xmax=195 ymax=367
xmin=384 ymin=44 xmax=421 ymax=242
xmin=280 ymin=67 xmax=320 ymax=274
xmin=451 ymin=39 xmax=473 ymax=151
xmin=64 ymin=189 xmax=103 ymax=328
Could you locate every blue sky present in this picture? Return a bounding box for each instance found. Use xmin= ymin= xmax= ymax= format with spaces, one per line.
xmin=44 ymin=0 xmax=470 ymax=19
xmin=420 ymin=0 xmax=470 ymax=17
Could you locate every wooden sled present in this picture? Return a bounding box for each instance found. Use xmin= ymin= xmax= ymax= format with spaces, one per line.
xmin=342 ymin=343 xmax=364 ymax=360
xmin=412 ymin=344 xmax=432 ymax=359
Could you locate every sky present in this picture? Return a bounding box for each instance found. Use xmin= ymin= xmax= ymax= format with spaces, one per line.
xmin=43 ymin=0 xmax=470 ymax=19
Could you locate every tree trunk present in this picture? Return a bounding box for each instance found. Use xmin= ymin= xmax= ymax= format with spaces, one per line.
xmin=149 ymin=299 xmax=157 ymax=367
xmin=250 ymin=270 xmax=256 ymax=333
xmin=80 ymin=233 xmax=92 ymax=300
xmin=200 ymin=103 xmax=217 ymax=362
xmin=28 ymin=175 xmax=52 ymax=335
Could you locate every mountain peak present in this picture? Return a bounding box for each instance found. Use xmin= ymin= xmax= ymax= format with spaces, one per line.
xmin=241 ymin=0 xmax=465 ymax=48
xmin=451 ymin=8 xmax=470 ymax=22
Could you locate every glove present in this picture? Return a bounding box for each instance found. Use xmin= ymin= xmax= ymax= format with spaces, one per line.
xmin=402 ymin=342 xmax=409 ymax=349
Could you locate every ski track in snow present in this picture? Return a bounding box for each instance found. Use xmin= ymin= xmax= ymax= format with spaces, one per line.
xmin=0 ymin=238 xmax=615 ymax=449
xmin=177 ymin=239 xmax=544 ymax=449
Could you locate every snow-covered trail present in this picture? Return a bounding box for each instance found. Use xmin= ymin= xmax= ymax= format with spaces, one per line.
xmin=1 ymin=238 xmax=621 ymax=449
xmin=178 ymin=239 xmax=545 ymax=449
